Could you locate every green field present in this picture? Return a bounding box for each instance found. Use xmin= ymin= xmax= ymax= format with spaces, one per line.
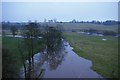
xmin=62 ymin=23 xmax=118 ymax=32
xmin=46 ymin=23 xmax=118 ymax=32
xmin=64 ymin=32 xmax=118 ymax=78
xmin=2 ymin=37 xmax=23 ymax=77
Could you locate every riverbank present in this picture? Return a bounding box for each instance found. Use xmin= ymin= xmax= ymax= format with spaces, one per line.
xmin=64 ymin=32 xmax=118 ymax=78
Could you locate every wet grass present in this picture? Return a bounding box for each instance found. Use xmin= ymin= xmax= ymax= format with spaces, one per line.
xmin=2 ymin=36 xmax=23 ymax=77
xmin=64 ymin=32 xmax=118 ymax=78
xmin=2 ymin=36 xmax=45 ymax=77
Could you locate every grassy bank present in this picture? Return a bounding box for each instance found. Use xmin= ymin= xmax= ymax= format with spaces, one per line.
xmin=2 ymin=37 xmax=23 ymax=77
xmin=64 ymin=32 xmax=118 ymax=78
xmin=2 ymin=36 xmax=45 ymax=78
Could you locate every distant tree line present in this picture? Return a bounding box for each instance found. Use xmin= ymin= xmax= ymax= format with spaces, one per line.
xmin=69 ymin=19 xmax=120 ymax=25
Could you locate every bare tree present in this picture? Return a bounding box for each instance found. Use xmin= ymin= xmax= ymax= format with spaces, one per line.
xmin=10 ymin=26 xmax=18 ymax=37
xmin=21 ymin=22 xmax=42 ymax=78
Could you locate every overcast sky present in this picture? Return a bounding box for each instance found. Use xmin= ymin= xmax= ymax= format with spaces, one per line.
xmin=2 ymin=2 xmax=118 ymax=22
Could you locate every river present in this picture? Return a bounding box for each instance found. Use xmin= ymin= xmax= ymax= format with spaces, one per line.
xmin=19 ymin=41 xmax=103 ymax=78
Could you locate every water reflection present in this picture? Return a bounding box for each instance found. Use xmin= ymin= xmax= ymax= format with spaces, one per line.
xmin=42 ymin=41 xmax=103 ymax=78
xmin=20 ymin=40 xmax=103 ymax=78
xmin=20 ymin=40 xmax=66 ymax=78
xmin=46 ymin=47 xmax=66 ymax=71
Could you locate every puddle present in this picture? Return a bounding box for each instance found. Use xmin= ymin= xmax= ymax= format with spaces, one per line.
xmin=102 ymin=39 xmax=107 ymax=41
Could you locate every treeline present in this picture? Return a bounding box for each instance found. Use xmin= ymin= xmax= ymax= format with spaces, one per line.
xmin=70 ymin=20 xmax=120 ymax=25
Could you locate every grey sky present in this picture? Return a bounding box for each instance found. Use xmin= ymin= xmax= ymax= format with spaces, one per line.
xmin=2 ymin=2 xmax=118 ymax=22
